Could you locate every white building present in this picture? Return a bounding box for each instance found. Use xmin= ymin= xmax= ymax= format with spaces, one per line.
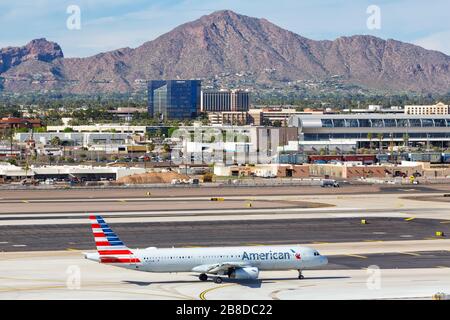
xmin=0 ymin=163 xmax=148 ymax=181
xmin=15 ymin=132 xmax=133 ymax=149
xmin=46 ymin=124 xmax=148 ymax=134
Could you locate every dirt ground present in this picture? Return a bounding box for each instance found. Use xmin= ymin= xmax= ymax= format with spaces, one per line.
xmin=117 ymin=171 xmax=189 ymax=184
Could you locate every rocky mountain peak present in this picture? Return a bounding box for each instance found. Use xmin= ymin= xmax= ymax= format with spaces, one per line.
xmin=0 ymin=11 xmax=449 ymax=95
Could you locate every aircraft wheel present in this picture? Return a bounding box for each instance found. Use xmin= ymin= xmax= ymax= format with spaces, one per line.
xmin=199 ymin=274 xmax=208 ymax=282
xmin=214 ymin=277 xmax=223 ymax=284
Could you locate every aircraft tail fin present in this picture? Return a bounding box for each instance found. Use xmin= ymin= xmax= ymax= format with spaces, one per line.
xmin=89 ymin=215 xmax=140 ymax=264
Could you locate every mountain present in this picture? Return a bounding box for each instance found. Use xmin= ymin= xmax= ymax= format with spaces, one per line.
xmin=1 ymin=10 xmax=449 ymax=95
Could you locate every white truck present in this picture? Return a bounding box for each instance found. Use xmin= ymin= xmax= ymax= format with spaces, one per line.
xmin=320 ymin=179 xmax=340 ymax=188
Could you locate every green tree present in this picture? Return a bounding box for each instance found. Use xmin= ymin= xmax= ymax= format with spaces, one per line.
xmin=50 ymin=136 xmax=62 ymax=147
xmin=163 ymin=144 xmax=171 ymax=153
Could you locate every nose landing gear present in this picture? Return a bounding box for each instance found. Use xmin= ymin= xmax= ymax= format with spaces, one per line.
xmin=298 ymin=270 xmax=305 ymax=280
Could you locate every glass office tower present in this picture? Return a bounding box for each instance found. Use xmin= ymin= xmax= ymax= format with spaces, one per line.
xmin=148 ymin=80 xmax=201 ymax=120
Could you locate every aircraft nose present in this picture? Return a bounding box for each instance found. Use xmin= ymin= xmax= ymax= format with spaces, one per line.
xmin=321 ymin=256 xmax=328 ymax=265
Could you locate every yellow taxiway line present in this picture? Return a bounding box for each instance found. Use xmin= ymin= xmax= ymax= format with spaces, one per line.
xmin=199 ymin=284 xmax=236 ymax=300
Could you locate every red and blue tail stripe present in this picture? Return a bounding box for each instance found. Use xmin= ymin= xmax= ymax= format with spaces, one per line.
xmin=89 ymin=215 xmax=141 ymax=264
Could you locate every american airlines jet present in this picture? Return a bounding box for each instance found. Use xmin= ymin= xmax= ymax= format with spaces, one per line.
xmin=85 ymin=215 xmax=328 ymax=283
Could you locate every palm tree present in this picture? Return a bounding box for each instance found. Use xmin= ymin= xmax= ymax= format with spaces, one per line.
xmin=24 ymin=162 xmax=30 ymax=180
xmin=403 ymin=133 xmax=410 ymax=148
xmin=377 ymin=133 xmax=384 ymax=152
xmin=367 ymin=132 xmax=373 ymax=151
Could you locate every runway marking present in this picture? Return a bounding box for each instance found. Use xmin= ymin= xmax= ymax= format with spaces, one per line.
xmin=270 ymin=286 xmax=316 ymax=300
xmin=345 ymin=254 xmax=367 ymax=259
xmin=399 ymin=252 xmax=421 ymax=257
xmin=436 ymin=266 xmax=449 ymax=269
xmin=363 ymin=240 xmax=384 ymax=243
xmin=66 ymin=248 xmax=80 ymax=252
xmin=22 ymin=200 xmax=29 ymax=203
xmin=199 ymin=284 xmax=236 ymax=300
xmin=405 ymin=217 xmax=416 ymax=222
xmin=0 ymin=282 xmax=191 ymax=299
xmin=12 ymin=245 xmax=27 ymax=247
xmin=0 ymin=242 xmax=8 ymax=244
xmin=312 ymin=242 xmax=330 ymax=245
xmin=0 ymin=284 xmax=66 ymax=293
xmin=440 ymin=221 xmax=450 ymax=224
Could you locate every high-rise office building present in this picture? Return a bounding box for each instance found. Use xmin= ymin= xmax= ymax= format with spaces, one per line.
xmin=148 ymin=80 xmax=201 ymax=120
xmin=202 ymin=90 xmax=250 ymax=112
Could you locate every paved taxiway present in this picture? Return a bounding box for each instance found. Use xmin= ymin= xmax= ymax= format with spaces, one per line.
xmin=0 ymin=185 xmax=449 ymax=300
xmin=1 ymin=246 xmax=449 ymax=300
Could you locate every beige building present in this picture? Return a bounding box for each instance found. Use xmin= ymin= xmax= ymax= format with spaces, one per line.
xmin=208 ymin=112 xmax=248 ymax=125
xmin=405 ymin=102 xmax=449 ymax=115
xmin=248 ymin=107 xmax=324 ymax=126
xmin=202 ymin=90 xmax=250 ymax=112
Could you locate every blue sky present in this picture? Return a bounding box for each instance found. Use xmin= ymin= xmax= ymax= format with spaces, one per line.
xmin=1 ymin=0 xmax=449 ymax=57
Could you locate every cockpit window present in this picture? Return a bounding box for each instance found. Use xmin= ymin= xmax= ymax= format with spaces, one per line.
xmin=314 ymin=252 xmax=320 ymax=256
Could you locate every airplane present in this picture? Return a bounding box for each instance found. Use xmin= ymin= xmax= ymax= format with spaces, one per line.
xmin=84 ymin=215 xmax=328 ymax=283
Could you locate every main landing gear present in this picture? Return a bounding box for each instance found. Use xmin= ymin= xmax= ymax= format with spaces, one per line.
xmin=298 ymin=270 xmax=305 ymax=280
xmin=198 ymin=273 xmax=223 ymax=284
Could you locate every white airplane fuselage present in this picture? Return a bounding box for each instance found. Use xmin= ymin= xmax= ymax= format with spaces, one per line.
xmin=86 ymin=245 xmax=328 ymax=274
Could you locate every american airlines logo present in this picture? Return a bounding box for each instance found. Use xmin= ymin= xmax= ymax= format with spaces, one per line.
xmin=242 ymin=250 xmax=300 ymax=261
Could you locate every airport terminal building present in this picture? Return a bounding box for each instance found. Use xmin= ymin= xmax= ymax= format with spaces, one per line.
xmin=288 ymin=114 xmax=450 ymax=150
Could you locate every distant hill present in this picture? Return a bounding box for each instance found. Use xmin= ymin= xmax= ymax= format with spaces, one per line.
xmin=1 ymin=10 xmax=449 ymax=95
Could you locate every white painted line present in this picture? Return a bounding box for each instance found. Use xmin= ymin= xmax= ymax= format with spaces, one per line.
xmin=12 ymin=244 xmax=27 ymax=247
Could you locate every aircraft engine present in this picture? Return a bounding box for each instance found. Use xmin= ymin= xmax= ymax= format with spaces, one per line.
xmin=228 ymin=267 xmax=259 ymax=280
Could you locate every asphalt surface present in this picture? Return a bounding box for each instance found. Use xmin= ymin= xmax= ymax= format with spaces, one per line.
xmin=0 ymin=184 xmax=449 ymax=200
xmin=0 ymin=199 xmax=319 ymax=215
xmin=0 ymin=217 xmax=448 ymax=252
xmin=326 ymin=251 xmax=450 ymax=270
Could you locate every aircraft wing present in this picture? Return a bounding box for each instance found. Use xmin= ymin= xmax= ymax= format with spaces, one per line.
xmin=192 ymin=261 xmax=251 ymax=274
